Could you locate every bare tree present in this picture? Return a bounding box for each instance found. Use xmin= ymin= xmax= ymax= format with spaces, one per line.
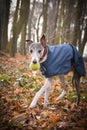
xmin=0 ymin=0 xmax=11 ymax=52
xmin=71 ymin=0 xmax=87 ymax=54
xmin=42 ymin=0 xmax=50 ymax=34
xmin=54 ymin=0 xmax=87 ymax=55
xmin=55 ymin=0 xmax=64 ymax=44
xmin=28 ymin=0 xmax=36 ymax=40
xmin=9 ymin=0 xmax=30 ymax=57
xmin=47 ymin=0 xmax=60 ymax=44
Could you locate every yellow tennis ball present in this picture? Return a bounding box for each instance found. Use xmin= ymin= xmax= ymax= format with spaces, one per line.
xmin=29 ymin=63 xmax=40 ymax=71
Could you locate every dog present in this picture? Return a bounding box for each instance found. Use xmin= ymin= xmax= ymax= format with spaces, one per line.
xmin=26 ymin=35 xmax=86 ymax=108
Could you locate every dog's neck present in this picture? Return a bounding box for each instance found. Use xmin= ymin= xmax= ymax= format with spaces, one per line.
xmin=40 ymin=46 xmax=48 ymax=63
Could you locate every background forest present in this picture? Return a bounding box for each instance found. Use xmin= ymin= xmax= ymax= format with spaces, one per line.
xmin=0 ymin=0 xmax=87 ymax=57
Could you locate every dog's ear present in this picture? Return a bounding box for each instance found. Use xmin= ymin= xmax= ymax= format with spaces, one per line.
xmin=40 ymin=34 xmax=46 ymax=47
xmin=26 ymin=40 xmax=33 ymax=46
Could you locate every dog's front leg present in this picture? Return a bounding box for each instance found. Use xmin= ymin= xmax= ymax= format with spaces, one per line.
xmin=29 ymin=78 xmax=51 ymax=108
xmin=44 ymin=79 xmax=52 ymax=108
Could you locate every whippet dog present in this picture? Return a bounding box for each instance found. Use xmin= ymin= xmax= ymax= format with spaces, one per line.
xmin=26 ymin=35 xmax=86 ymax=108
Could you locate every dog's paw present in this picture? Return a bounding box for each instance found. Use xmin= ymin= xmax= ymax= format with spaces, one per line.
xmin=29 ymin=103 xmax=36 ymax=108
xmin=56 ymin=96 xmax=62 ymax=100
xmin=43 ymin=101 xmax=50 ymax=108
xmin=57 ymin=90 xmax=66 ymax=100
xmin=43 ymin=104 xmax=49 ymax=108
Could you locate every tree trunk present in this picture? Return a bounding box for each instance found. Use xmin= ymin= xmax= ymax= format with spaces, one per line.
xmin=8 ymin=0 xmax=20 ymax=56
xmin=47 ymin=0 xmax=60 ymax=45
xmin=42 ymin=0 xmax=50 ymax=34
xmin=72 ymin=0 xmax=87 ymax=55
xmin=72 ymin=0 xmax=84 ymax=46
xmin=62 ymin=0 xmax=74 ymax=43
xmin=28 ymin=0 xmax=35 ymax=40
xmin=10 ymin=0 xmax=30 ymax=57
xmin=36 ymin=12 xmax=43 ymax=42
xmin=20 ymin=20 xmax=27 ymax=55
xmin=80 ymin=23 xmax=87 ymax=55
xmin=0 ymin=0 xmax=10 ymax=52
xmin=55 ymin=0 xmax=64 ymax=44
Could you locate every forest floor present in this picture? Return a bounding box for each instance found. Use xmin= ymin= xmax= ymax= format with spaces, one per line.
xmin=0 ymin=54 xmax=87 ymax=130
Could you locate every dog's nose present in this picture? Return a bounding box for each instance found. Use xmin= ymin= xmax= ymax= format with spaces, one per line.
xmin=33 ymin=60 xmax=37 ymax=64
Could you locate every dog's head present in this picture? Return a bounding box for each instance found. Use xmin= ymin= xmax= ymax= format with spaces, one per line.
xmin=26 ymin=35 xmax=48 ymax=64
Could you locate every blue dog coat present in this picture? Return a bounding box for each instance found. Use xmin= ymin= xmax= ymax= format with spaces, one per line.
xmin=40 ymin=44 xmax=86 ymax=78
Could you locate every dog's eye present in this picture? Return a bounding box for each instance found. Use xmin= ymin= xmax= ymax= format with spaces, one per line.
xmin=38 ymin=50 xmax=41 ymax=53
xmin=30 ymin=49 xmax=33 ymax=53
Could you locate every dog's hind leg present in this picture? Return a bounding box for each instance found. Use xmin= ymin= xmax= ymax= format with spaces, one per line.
xmin=29 ymin=78 xmax=52 ymax=108
xmin=57 ymin=75 xmax=67 ymax=100
xmin=72 ymin=70 xmax=81 ymax=105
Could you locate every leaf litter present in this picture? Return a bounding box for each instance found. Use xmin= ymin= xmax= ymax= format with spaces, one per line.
xmin=0 ymin=54 xmax=87 ymax=130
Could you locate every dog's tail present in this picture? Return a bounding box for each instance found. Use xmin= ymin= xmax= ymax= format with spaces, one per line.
xmin=72 ymin=69 xmax=81 ymax=105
